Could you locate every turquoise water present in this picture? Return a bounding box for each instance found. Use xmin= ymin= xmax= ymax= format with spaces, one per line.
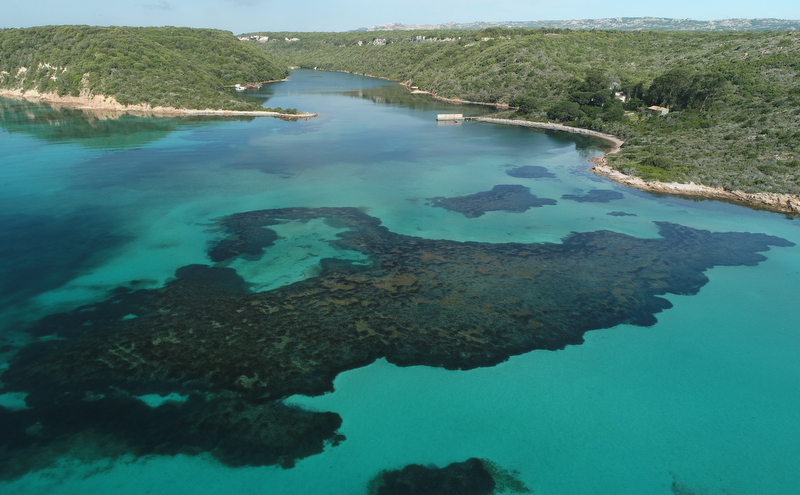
xmin=1 ymin=70 xmax=799 ymax=494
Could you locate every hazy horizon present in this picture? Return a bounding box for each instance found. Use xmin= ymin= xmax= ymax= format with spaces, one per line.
xmin=2 ymin=0 xmax=799 ymax=34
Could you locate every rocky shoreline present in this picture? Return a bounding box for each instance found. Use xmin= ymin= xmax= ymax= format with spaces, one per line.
xmin=0 ymin=88 xmax=318 ymax=119
xmin=400 ymin=76 xmax=800 ymax=216
xmin=590 ymin=161 xmax=800 ymax=214
xmin=471 ymin=117 xmax=800 ymax=215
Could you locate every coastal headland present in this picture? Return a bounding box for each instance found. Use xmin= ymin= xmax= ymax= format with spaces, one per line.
xmin=259 ymin=29 xmax=800 ymax=216
xmin=590 ymin=161 xmax=800 ymax=214
xmin=412 ymin=86 xmax=800 ymax=215
xmin=0 ymin=88 xmax=318 ymax=119
xmin=470 ymin=117 xmax=800 ymax=215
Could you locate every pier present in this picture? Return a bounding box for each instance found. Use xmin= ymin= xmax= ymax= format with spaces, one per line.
xmin=436 ymin=113 xmax=464 ymax=122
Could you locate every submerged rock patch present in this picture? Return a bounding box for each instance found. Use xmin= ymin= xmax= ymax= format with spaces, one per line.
xmin=561 ymin=189 xmax=625 ymax=203
xmin=368 ymin=458 xmax=495 ymax=495
xmin=1 ymin=206 xmax=793 ymax=476
xmin=505 ymin=165 xmax=556 ymax=179
xmin=367 ymin=458 xmax=532 ymax=495
xmin=427 ymin=184 xmax=557 ymax=217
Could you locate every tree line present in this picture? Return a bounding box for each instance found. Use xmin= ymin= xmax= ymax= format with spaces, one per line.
xmin=0 ymin=25 xmax=288 ymax=111
xmin=253 ymin=28 xmax=800 ymax=195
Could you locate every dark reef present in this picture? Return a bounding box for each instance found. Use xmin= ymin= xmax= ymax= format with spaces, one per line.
xmin=427 ymin=184 xmax=557 ymax=217
xmin=0 ymin=206 xmax=793 ymax=476
xmin=561 ymin=189 xmax=625 ymax=203
xmin=505 ymin=165 xmax=556 ymax=179
xmin=608 ymin=211 xmax=638 ymax=217
xmin=0 ymin=391 xmax=341 ymax=479
xmin=369 ymin=458 xmax=495 ymax=495
xmin=367 ymin=458 xmax=532 ymax=495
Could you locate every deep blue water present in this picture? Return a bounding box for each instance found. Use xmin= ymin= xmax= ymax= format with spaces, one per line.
xmin=1 ymin=70 xmax=799 ymax=494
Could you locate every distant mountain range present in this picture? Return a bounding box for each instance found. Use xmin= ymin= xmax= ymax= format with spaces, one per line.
xmin=359 ymin=17 xmax=800 ymax=32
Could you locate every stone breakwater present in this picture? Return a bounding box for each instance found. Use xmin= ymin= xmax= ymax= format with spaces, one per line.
xmin=472 ymin=117 xmax=800 ymax=215
xmin=470 ymin=117 xmax=624 ymax=149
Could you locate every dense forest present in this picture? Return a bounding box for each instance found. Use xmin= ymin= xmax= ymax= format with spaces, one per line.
xmin=0 ymin=25 xmax=288 ymax=111
xmin=253 ymin=29 xmax=800 ymax=195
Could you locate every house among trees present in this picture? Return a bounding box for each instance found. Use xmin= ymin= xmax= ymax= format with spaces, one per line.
xmin=238 ymin=35 xmax=269 ymax=42
xmin=647 ymin=105 xmax=670 ymax=116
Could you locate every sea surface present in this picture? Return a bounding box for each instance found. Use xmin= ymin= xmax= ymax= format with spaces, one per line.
xmin=1 ymin=70 xmax=799 ymax=494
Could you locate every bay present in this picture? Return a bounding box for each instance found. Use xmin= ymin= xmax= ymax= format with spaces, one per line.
xmin=0 ymin=70 xmax=798 ymax=494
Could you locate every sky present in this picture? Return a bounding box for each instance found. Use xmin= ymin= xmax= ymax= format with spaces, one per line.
xmin=1 ymin=0 xmax=799 ymax=34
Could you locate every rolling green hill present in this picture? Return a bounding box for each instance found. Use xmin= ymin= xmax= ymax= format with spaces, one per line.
xmin=253 ymin=29 xmax=800 ymax=196
xmin=0 ymin=25 xmax=288 ymax=111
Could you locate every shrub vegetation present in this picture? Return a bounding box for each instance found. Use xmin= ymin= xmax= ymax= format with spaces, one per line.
xmin=0 ymin=25 xmax=288 ymax=111
xmin=252 ymin=28 xmax=800 ymax=195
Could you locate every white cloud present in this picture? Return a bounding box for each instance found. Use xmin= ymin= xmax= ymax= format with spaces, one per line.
xmin=141 ymin=1 xmax=175 ymax=10
xmin=224 ymin=0 xmax=268 ymax=6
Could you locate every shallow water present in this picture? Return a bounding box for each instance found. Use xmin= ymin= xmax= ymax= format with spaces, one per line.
xmin=1 ymin=70 xmax=799 ymax=494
